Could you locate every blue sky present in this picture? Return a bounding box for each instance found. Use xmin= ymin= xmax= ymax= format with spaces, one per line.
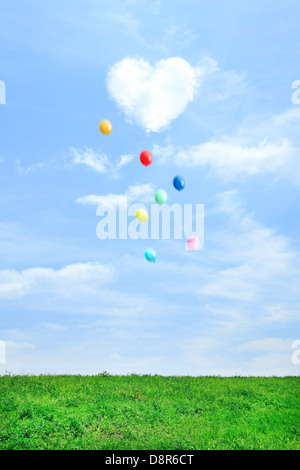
xmin=0 ymin=0 xmax=300 ymax=375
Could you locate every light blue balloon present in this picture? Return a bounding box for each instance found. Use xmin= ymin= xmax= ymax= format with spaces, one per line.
xmin=145 ymin=248 xmax=157 ymax=263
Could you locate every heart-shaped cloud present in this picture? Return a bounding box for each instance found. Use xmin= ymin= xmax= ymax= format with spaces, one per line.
xmin=107 ymin=57 xmax=200 ymax=133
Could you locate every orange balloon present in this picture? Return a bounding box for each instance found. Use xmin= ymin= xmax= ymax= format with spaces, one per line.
xmin=99 ymin=120 xmax=112 ymax=136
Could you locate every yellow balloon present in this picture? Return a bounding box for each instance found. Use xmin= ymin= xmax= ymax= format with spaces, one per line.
xmin=99 ymin=120 xmax=112 ymax=136
xmin=136 ymin=209 xmax=148 ymax=223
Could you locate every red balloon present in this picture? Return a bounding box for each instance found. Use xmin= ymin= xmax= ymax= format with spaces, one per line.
xmin=140 ymin=150 xmax=153 ymax=167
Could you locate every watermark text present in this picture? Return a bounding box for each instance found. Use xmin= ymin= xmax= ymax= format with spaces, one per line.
xmin=96 ymin=201 xmax=204 ymax=249
xmin=291 ymin=80 xmax=300 ymax=104
xmin=0 ymin=80 xmax=6 ymax=105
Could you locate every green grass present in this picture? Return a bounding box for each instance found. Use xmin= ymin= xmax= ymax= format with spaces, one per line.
xmin=0 ymin=374 xmax=299 ymax=450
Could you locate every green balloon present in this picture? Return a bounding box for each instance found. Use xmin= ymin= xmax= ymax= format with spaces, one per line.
xmin=155 ymin=189 xmax=168 ymax=205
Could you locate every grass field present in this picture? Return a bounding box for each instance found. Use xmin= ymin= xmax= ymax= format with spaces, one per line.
xmin=0 ymin=374 xmax=299 ymax=450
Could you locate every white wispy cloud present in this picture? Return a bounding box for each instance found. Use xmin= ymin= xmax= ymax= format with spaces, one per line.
xmin=69 ymin=147 xmax=135 ymax=175
xmin=70 ymin=147 xmax=111 ymax=173
xmin=154 ymin=139 xmax=294 ymax=178
xmin=203 ymin=69 xmax=246 ymax=102
xmin=116 ymin=154 xmax=135 ymax=168
xmin=14 ymin=160 xmax=46 ymax=175
xmin=245 ymin=353 xmax=298 ymax=376
xmin=154 ymin=107 xmax=300 ymax=180
xmin=0 ymin=262 xmax=115 ymax=300
xmin=76 ymin=183 xmax=155 ymax=206
xmin=42 ymin=322 xmax=67 ymax=331
xmin=165 ymin=24 xmax=198 ymax=48
xmin=235 ymin=338 xmax=294 ymax=353
xmin=234 ymin=338 xmax=299 ymax=376
xmin=5 ymin=341 xmax=36 ymax=351
xmin=263 ymin=305 xmax=298 ymax=323
xmin=199 ymin=191 xmax=295 ymax=301
xmin=76 ymin=194 xmax=127 ymax=206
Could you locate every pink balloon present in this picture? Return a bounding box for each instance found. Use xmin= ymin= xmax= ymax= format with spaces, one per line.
xmin=187 ymin=236 xmax=200 ymax=251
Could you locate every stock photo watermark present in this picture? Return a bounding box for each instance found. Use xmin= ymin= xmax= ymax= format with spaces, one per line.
xmin=96 ymin=201 xmax=204 ymax=249
xmin=291 ymin=340 xmax=300 ymax=365
xmin=291 ymin=80 xmax=300 ymax=104
xmin=0 ymin=341 xmax=6 ymax=365
xmin=0 ymin=80 xmax=6 ymax=105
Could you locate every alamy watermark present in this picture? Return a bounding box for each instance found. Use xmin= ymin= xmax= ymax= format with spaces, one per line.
xmin=291 ymin=340 xmax=300 ymax=365
xmin=0 ymin=341 xmax=6 ymax=365
xmin=0 ymin=80 xmax=6 ymax=105
xmin=291 ymin=80 xmax=300 ymax=104
xmin=96 ymin=200 xmax=204 ymax=249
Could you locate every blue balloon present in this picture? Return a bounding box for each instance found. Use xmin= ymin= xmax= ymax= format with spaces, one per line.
xmin=145 ymin=248 xmax=157 ymax=263
xmin=173 ymin=175 xmax=185 ymax=192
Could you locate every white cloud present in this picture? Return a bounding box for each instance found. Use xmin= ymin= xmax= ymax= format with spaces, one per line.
xmin=199 ymin=191 xmax=295 ymax=301
xmin=263 ymin=305 xmax=297 ymax=323
xmin=238 ymin=108 xmax=300 ymax=141
xmin=179 ymin=335 xmax=242 ymax=375
xmin=69 ymin=147 xmax=135 ymax=175
xmin=155 ymin=107 xmax=300 ymax=180
xmin=204 ymin=69 xmax=246 ymax=102
xmin=154 ymin=138 xmax=294 ymax=178
xmin=76 ymin=183 xmax=155 ymax=206
xmin=70 ymin=147 xmax=111 ymax=173
xmin=76 ymin=193 xmax=127 ymax=206
xmin=0 ymin=262 xmax=115 ymax=300
xmin=5 ymin=341 xmax=36 ymax=351
xmin=165 ymin=24 xmax=198 ymax=48
xmin=14 ymin=160 xmax=46 ymax=175
xmin=109 ymin=353 xmax=121 ymax=360
xmin=107 ymin=56 xmax=246 ymax=133
xmin=234 ymin=338 xmax=299 ymax=375
xmin=116 ymin=154 xmax=135 ymax=168
xmin=236 ymin=338 xmax=294 ymax=353
xmin=107 ymin=57 xmax=204 ymax=133
xmin=245 ymin=353 xmax=299 ymax=376
xmin=42 ymin=322 xmax=67 ymax=331
xmin=125 ymin=183 xmax=155 ymax=202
